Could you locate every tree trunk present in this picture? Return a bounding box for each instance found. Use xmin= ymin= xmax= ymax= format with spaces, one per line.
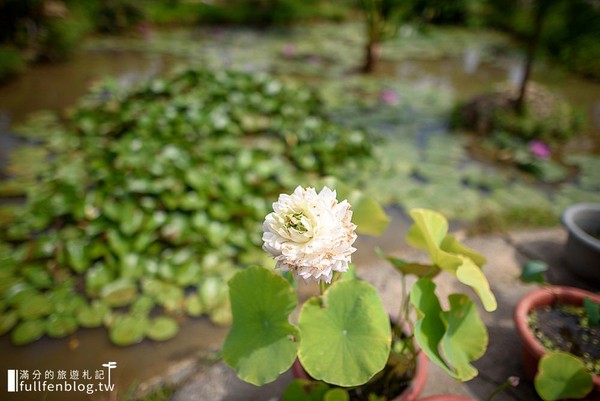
xmin=362 ymin=40 xmax=381 ymax=74
xmin=515 ymin=0 xmax=547 ymax=114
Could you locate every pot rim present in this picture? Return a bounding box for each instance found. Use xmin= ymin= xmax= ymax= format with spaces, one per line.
xmin=514 ymin=285 xmax=600 ymax=386
xmin=561 ymin=203 xmax=600 ymax=251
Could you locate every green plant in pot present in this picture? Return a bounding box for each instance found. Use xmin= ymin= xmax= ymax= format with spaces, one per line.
xmin=222 ymin=185 xmax=497 ymax=400
xmin=516 ymin=261 xmax=598 ymax=401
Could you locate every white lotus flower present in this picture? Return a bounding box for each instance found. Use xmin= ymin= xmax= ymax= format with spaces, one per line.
xmin=262 ymin=186 xmax=357 ymax=283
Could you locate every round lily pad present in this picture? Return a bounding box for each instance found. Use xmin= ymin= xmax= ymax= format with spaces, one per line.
xmin=85 ymin=263 xmax=114 ymax=296
xmin=51 ymin=292 xmax=86 ymax=315
xmin=101 ymin=279 xmax=138 ymax=307
xmin=19 ymin=294 xmax=52 ymax=320
xmin=76 ymin=301 xmax=109 ymax=328
xmin=130 ymin=295 xmax=155 ymax=315
xmin=146 ymin=317 xmax=179 ymax=341
xmin=535 ymin=352 xmax=593 ymax=401
xmin=298 ymin=280 xmax=391 ymax=387
xmin=184 ymin=294 xmax=204 ymax=317
xmin=5 ymin=283 xmax=36 ymax=306
xmin=199 ymin=277 xmax=227 ymax=311
xmin=109 ymin=315 xmax=148 ymax=346
xmin=0 ymin=310 xmax=18 ymax=335
xmin=22 ymin=266 xmax=53 ymax=289
xmin=222 ymin=266 xmax=299 ymax=386
xmin=46 ymin=314 xmax=78 ymax=338
xmin=12 ymin=320 xmax=45 ymax=345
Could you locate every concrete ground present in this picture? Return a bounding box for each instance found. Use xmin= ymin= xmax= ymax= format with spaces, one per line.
xmin=140 ymin=217 xmax=598 ymax=401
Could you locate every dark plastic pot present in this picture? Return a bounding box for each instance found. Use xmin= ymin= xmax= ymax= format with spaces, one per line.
xmin=291 ymin=346 xmax=428 ymax=401
xmin=561 ymin=203 xmax=600 ymax=284
xmin=514 ymin=286 xmax=600 ymax=391
xmin=419 ymin=396 xmax=475 ymax=401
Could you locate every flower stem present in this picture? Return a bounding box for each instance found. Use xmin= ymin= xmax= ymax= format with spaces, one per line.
xmin=319 ymin=281 xmax=327 ymax=295
xmin=486 ymin=377 xmax=519 ymax=401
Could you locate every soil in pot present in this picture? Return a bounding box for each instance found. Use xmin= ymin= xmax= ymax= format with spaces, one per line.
xmin=528 ymin=303 xmax=600 ymax=375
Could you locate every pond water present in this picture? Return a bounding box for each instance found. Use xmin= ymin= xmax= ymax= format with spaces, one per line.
xmin=0 ymin=317 xmax=226 ymax=400
xmin=0 ymin=24 xmax=599 ymax=399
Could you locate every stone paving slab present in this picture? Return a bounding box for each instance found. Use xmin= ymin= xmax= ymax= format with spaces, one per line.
xmin=166 ymin=225 xmax=596 ymax=401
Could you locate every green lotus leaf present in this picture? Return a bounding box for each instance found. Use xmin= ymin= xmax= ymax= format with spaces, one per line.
xmin=0 ymin=310 xmax=19 ymax=335
xmin=109 ymin=315 xmax=148 ymax=346
xmin=5 ymin=282 xmax=36 ymax=306
xmin=324 ymin=389 xmax=350 ymax=401
xmin=141 ymin=277 xmax=164 ymax=296
xmin=76 ymin=301 xmax=110 ymax=328
xmin=130 ymin=295 xmax=155 ymax=315
xmin=119 ymin=253 xmax=143 ymax=279
xmin=347 ymin=191 xmax=390 ymax=236
xmin=298 ymin=280 xmax=391 ymax=387
xmin=406 ymin=208 xmax=449 ymax=254
xmin=282 ymin=379 xmax=330 ymax=401
xmin=407 ymin=209 xmax=496 ymax=311
xmin=22 ymin=265 xmax=53 ymax=289
xmin=199 ymin=276 xmax=228 ymax=311
xmin=440 ymin=235 xmax=487 ymax=267
xmin=12 ymin=320 xmax=45 ymax=345
xmin=411 ymin=278 xmax=489 ymax=382
xmin=321 ymin=178 xmax=390 ymax=236
xmin=583 ymin=297 xmax=599 ymax=327
xmin=520 ymin=260 xmax=548 ymax=284
xmin=184 ymin=294 xmax=204 ymax=317
xmin=132 ymin=231 xmax=156 ymax=253
xmin=19 ymin=294 xmax=52 ymax=320
xmin=46 ymin=314 xmax=78 ymax=338
xmin=66 ymin=239 xmax=89 ymax=273
xmin=86 ymin=263 xmax=115 ymax=296
xmin=146 ymin=317 xmax=179 ymax=341
xmin=0 ymin=276 xmax=21 ymax=298
xmin=409 ymin=278 xmax=452 ymax=378
xmin=439 ymin=294 xmax=488 ymax=381
xmin=375 ymin=248 xmax=439 ymax=278
xmin=534 ymin=352 xmax=593 ymax=401
xmin=209 ymin=299 xmax=232 ymax=326
xmin=119 ymin=206 xmax=145 ymax=236
xmin=51 ymin=291 xmax=86 ymax=315
xmin=154 ymin=284 xmax=184 ymax=313
xmin=455 ymin=257 xmax=497 ymax=312
xmin=222 ymin=266 xmax=299 ymax=386
xmin=173 ymin=262 xmax=201 ymax=287
xmin=101 ymin=279 xmax=138 ymax=307
xmin=107 ymin=229 xmax=130 ymax=258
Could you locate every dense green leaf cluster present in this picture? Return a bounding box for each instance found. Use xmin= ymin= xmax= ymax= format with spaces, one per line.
xmin=0 ymin=69 xmax=373 ymax=346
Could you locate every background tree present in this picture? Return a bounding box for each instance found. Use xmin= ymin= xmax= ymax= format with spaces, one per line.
xmin=360 ymin=0 xmax=406 ymax=73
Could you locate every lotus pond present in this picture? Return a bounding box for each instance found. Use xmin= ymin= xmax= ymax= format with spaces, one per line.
xmin=0 ymin=21 xmax=599 ymax=398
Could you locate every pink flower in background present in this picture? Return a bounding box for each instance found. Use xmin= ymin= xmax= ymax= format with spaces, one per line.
xmin=380 ymin=89 xmax=399 ymax=105
xmin=282 ymin=43 xmax=296 ymax=58
xmin=529 ymin=140 xmax=551 ymax=159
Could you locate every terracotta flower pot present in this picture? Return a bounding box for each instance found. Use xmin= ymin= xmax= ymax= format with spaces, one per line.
xmin=291 ymin=349 xmax=428 ymax=401
xmin=514 ymin=285 xmax=600 ymax=390
xmin=419 ymin=396 xmax=476 ymax=401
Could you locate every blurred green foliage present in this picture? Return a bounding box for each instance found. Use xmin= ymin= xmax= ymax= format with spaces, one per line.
xmin=0 ymin=45 xmax=25 ymax=82
xmin=484 ymin=0 xmax=600 ymax=79
xmin=0 ymin=69 xmax=373 ymax=346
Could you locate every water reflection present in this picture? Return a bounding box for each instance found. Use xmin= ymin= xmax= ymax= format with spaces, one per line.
xmin=0 ymin=52 xmax=176 ymax=126
xmin=508 ymin=58 xmax=525 ymax=87
xmin=463 ymin=48 xmax=480 ymax=74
